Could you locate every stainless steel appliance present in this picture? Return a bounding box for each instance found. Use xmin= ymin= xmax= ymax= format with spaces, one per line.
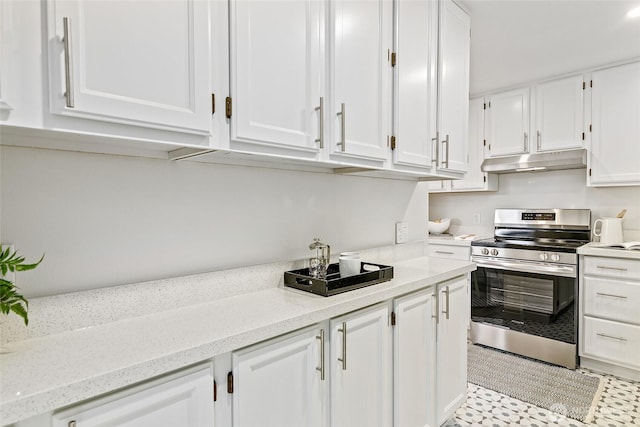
xmin=470 ymin=208 xmax=591 ymax=368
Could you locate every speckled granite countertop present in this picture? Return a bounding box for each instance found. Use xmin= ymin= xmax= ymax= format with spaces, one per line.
xmin=578 ymin=242 xmax=640 ymax=260
xmin=0 ymin=254 xmax=475 ymax=425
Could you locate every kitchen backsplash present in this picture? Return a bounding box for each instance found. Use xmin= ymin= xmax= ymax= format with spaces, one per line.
xmin=0 ymin=145 xmax=429 ymax=297
xmin=429 ymin=168 xmax=640 ymax=241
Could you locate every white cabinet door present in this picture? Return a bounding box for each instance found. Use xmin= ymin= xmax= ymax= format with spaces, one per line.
xmin=47 ymin=0 xmax=210 ymax=134
xmin=330 ymin=0 xmax=392 ymax=162
xmin=436 ymin=0 xmax=470 ymax=173
xmin=393 ymin=289 xmax=437 ymax=427
xmin=588 ymin=61 xmax=640 ymax=186
xmin=232 ymin=325 xmax=327 ymax=427
xmin=331 ymin=303 xmax=392 ymax=427
xmin=392 ymin=0 xmax=438 ymax=169
xmin=436 ymin=277 xmax=468 ymax=425
xmin=486 ymin=87 xmax=530 ymax=157
xmin=52 ymin=365 xmax=213 ymax=427
xmin=450 ymin=97 xmax=497 ymax=192
xmin=229 ymin=0 xmax=324 ymax=158
xmin=533 ymin=75 xmax=585 ymax=152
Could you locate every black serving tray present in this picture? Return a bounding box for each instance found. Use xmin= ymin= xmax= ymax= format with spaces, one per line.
xmin=284 ymin=262 xmax=394 ymax=297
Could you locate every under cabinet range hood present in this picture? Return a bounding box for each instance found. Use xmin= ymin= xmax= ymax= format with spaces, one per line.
xmin=481 ymin=148 xmax=587 ymax=173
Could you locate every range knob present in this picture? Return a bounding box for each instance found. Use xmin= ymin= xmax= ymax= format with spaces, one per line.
xmin=539 ymin=253 xmax=549 ymax=261
xmin=481 ymin=248 xmax=490 ymax=255
xmin=550 ymin=253 xmax=560 ymax=262
xmin=490 ymin=249 xmax=499 ymax=256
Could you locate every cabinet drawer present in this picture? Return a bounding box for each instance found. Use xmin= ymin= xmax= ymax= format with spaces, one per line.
xmin=428 ymin=244 xmax=470 ymax=261
xmin=582 ymin=316 xmax=640 ymax=370
xmin=583 ymin=256 xmax=640 ymax=280
xmin=583 ymin=277 xmax=640 ymax=325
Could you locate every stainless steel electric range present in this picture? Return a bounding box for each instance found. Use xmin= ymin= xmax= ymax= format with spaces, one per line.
xmin=470 ymin=208 xmax=591 ymax=369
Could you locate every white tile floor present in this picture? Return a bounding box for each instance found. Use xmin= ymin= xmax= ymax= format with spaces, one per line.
xmin=444 ymin=369 xmax=640 ymax=427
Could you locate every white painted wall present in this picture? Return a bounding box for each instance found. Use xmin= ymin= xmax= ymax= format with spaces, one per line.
xmin=429 ymin=169 xmax=640 ymax=239
xmin=1 ymin=145 xmax=428 ymax=297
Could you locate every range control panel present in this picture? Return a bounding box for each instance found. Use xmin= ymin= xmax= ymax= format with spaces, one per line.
xmin=522 ymin=212 xmax=556 ymax=221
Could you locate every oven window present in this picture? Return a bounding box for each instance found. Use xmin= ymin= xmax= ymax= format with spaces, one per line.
xmin=471 ymin=267 xmax=576 ymax=344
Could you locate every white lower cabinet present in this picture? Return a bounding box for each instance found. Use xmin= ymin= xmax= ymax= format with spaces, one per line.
xmin=436 ymin=277 xmax=468 ymax=425
xmin=330 ymin=303 xmax=392 ymax=427
xmin=51 ymin=364 xmax=214 ymax=427
xmin=579 ymin=254 xmax=640 ymax=380
xmin=232 ymin=324 xmax=328 ymax=427
xmin=394 ymin=289 xmax=437 ymax=427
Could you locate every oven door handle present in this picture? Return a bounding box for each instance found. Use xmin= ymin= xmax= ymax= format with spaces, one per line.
xmin=473 ymin=258 xmax=576 ymax=278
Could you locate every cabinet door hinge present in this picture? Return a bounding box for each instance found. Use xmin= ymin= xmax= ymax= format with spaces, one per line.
xmin=390 ymin=135 xmax=396 ymax=150
xmin=483 ymin=139 xmax=486 ymax=146
xmin=582 ymin=132 xmax=585 ymax=140
xmin=213 ymin=380 xmax=217 ymax=402
xmin=391 ymin=52 xmax=397 ymax=67
xmin=391 ymin=311 xmax=396 ymax=326
xmin=211 ymin=93 xmax=215 ymax=115
xmin=590 ymin=80 xmax=593 ymax=88
xmin=582 ymin=81 xmax=586 ymax=90
xmin=483 ymin=175 xmax=487 ymax=183
xmin=227 ymin=371 xmax=234 ymax=394
xmin=589 ymin=124 xmax=592 ymax=132
xmin=589 ymin=168 xmax=592 ymax=176
xmin=225 ymin=97 xmax=232 ymax=119
xmin=483 ymin=102 xmax=487 ymax=110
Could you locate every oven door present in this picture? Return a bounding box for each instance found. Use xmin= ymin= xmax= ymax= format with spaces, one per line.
xmin=470 ymin=256 xmax=577 ymax=345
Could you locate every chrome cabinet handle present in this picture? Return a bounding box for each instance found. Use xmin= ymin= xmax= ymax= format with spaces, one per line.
xmin=336 ymin=103 xmax=346 ymax=152
xmin=315 ymin=97 xmax=324 ymax=148
xmin=596 ymin=292 xmax=628 ymax=299
xmin=316 ymin=329 xmax=325 ymax=380
xmin=337 ymin=322 xmax=347 ymax=370
xmin=431 ymin=132 xmax=439 ymax=165
xmin=62 ymin=17 xmax=74 ymax=108
xmin=596 ymin=265 xmax=628 ymax=272
xmin=597 ymin=333 xmax=627 ymax=342
xmin=435 ymin=250 xmax=454 ymax=255
xmin=536 ymin=131 xmax=541 ymax=150
xmin=523 ymin=132 xmax=528 ymax=151
xmin=441 ymin=134 xmax=450 ymax=168
xmin=442 ymin=285 xmax=450 ymax=320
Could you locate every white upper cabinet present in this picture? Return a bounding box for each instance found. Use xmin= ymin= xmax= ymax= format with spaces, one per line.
xmin=329 ymin=0 xmax=392 ymax=163
xmin=485 ymin=87 xmax=530 ymax=157
xmin=533 ymin=75 xmax=585 ymax=152
xmin=46 ymin=0 xmax=211 ymax=135
xmin=436 ymin=0 xmax=470 ymax=173
xmin=588 ymin=61 xmax=640 ymax=187
xmin=392 ymin=0 xmax=438 ymax=169
xmin=330 ymin=303 xmax=392 ymax=427
xmin=428 ymin=97 xmax=498 ymax=192
xmin=228 ymin=0 xmax=324 ymax=159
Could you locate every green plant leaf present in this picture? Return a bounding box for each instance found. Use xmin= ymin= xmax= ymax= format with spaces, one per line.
xmin=9 ymin=303 xmax=28 ymax=326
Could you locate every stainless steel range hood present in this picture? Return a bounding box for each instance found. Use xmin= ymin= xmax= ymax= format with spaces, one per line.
xmin=481 ymin=148 xmax=587 ymax=173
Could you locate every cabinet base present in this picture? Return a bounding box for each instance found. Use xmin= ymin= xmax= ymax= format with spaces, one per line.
xmin=580 ymin=357 xmax=640 ymax=382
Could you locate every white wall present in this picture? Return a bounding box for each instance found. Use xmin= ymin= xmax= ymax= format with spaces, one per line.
xmin=429 ymin=169 xmax=640 ymax=238
xmin=1 ymin=145 xmax=428 ymax=297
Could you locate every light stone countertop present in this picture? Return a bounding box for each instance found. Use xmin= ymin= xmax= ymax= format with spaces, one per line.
xmin=0 ymin=255 xmax=475 ymax=426
xmin=577 ymin=242 xmax=640 ymax=260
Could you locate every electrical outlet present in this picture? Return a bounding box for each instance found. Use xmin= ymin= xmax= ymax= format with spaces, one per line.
xmin=472 ymin=213 xmax=481 ymax=225
xmin=396 ymin=222 xmax=409 ymax=244
xmin=0 ymin=244 xmax=16 ymax=284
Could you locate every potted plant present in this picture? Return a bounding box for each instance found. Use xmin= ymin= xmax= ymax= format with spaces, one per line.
xmin=0 ymin=245 xmax=43 ymax=326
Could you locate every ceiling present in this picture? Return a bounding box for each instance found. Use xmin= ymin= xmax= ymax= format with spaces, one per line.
xmin=462 ymin=0 xmax=640 ymax=95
